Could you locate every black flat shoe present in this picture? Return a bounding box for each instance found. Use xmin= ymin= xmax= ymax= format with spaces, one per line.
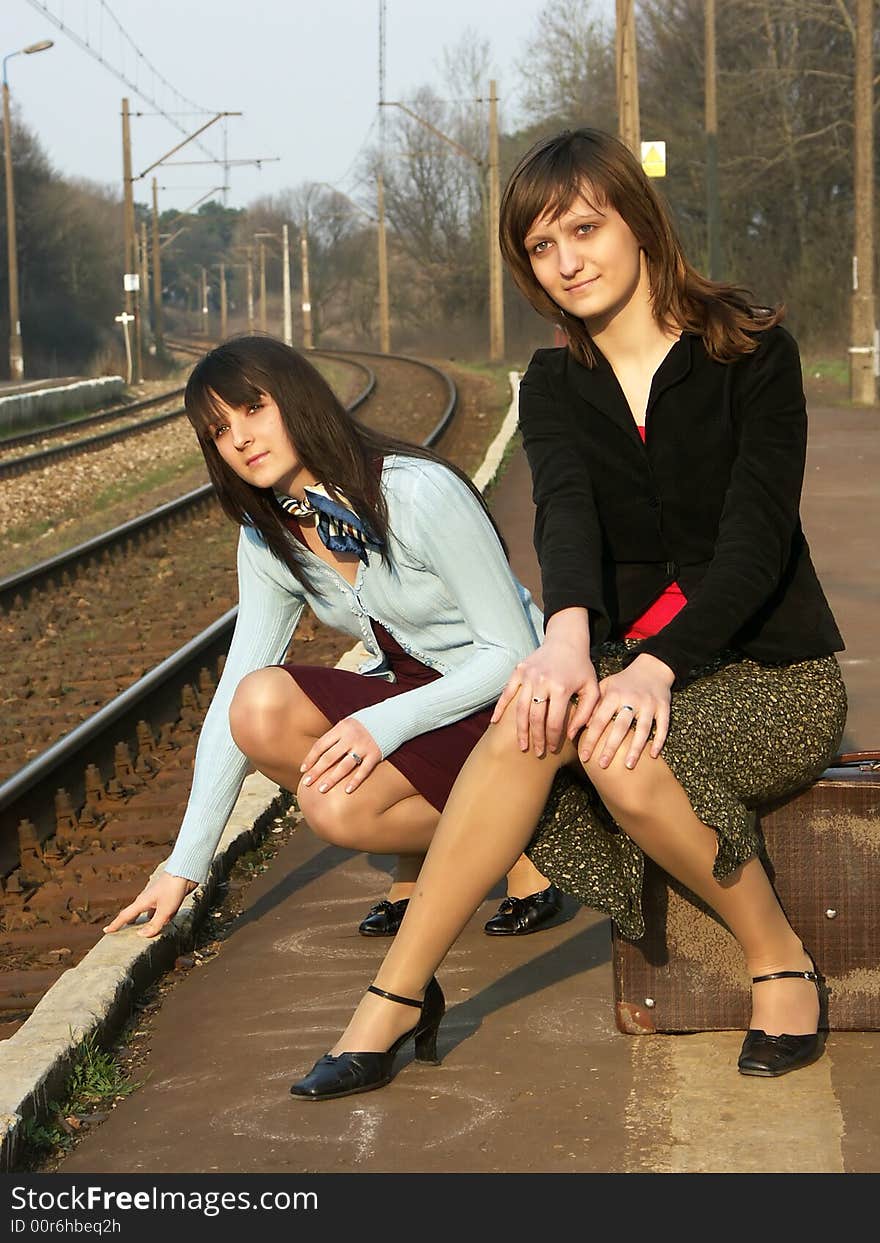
xmin=738 ymin=968 xmax=828 ymax=1078
xmin=290 ymin=977 xmax=445 ymax=1102
xmin=483 ymin=884 xmax=563 ymax=935
xmin=357 ymin=897 xmax=409 ymax=937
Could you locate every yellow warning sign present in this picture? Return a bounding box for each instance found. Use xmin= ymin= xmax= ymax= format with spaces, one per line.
xmin=641 ymin=141 xmax=666 ymax=178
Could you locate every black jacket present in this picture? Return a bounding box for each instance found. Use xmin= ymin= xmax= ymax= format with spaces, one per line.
xmin=518 ymin=325 xmax=844 ymax=684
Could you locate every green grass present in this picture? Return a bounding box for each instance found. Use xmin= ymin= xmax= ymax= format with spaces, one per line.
xmin=482 ymin=429 xmax=522 ymax=502
xmin=5 ymin=516 xmax=56 ymax=544
xmin=447 ymin=359 xmax=513 ymax=406
xmin=87 ymin=454 xmax=206 ymax=514
xmin=234 ymin=837 xmax=280 ymax=878
xmin=5 ymin=455 xmax=206 ymax=553
xmin=805 ymin=357 xmax=848 ymax=384
xmin=0 ymin=404 xmax=118 ymax=444
xmin=17 ymin=1032 xmax=141 ymax=1168
xmin=313 ymin=358 xmax=366 ymax=404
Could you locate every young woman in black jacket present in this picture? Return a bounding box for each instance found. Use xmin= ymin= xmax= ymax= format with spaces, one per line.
xmin=290 ymin=128 xmax=847 ymax=1100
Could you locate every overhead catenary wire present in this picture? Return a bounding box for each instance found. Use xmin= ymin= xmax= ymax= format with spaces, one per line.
xmin=23 ymin=0 xmax=281 ymax=203
xmin=23 ymin=0 xmax=220 ymax=163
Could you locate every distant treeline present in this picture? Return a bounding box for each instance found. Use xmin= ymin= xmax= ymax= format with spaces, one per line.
xmin=0 ymin=0 xmax=876 ymax=376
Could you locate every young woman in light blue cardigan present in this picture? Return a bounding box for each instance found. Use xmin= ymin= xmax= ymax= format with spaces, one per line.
xmin=104 ymin=336 xmax=556 ymax=944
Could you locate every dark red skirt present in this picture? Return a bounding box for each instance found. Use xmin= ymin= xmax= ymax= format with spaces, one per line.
xmin=281 ymin=621 xmax=493 ymax=812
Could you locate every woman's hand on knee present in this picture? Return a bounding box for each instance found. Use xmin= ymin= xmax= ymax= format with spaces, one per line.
xmin=491 ymin=636 xmax=599 ymax=757
xmin=579 ymin=654 xmax=674 ymax=770
xmin=300 ymin=718 xmax=381 ymax=794
xmin=102 ymin=872 xmax=198 ymax=939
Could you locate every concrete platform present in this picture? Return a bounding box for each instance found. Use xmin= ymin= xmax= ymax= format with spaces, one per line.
xmin=51 ymin=400 xmax=880 ymax=1174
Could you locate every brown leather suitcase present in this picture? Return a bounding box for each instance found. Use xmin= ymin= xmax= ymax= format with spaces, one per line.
xmin=612 ymin=752 xmax=880 ymax=1034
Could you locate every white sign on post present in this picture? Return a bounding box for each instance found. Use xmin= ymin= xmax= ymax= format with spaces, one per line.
xmin=123 ymin=273 xmax=140 ymax=292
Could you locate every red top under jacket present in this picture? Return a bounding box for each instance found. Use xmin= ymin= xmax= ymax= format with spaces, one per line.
xmin=622 ymin=425 xmax=687 ymax=640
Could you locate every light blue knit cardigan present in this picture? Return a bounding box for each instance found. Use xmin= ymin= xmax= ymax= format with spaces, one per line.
xmin=164 ymin=455 xmax=543 ymax=882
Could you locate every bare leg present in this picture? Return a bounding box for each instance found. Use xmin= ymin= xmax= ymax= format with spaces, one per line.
xmin=330 ymin=704 xmax=816 ymax=1055
xmin=367 ymin=853 xmax=550 ymax=905
xmin=330 ymin=696 xmax=576 ymax=1053
xmin=230 ymin=668 xmax=439 ymax=851
xmin=387 ymin=855 xmax=424 ymax=902
xmin=504 ymin=854 xmax=552 ymax=898
xmin=232 ymin=668 xmax=550 ymax=899
xmin=581 ymin=734 xmax=817 ymax=1036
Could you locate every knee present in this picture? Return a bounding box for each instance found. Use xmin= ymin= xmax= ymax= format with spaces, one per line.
xmin=581 ymin=752 xmax=657 ymax=824
xmin=480 ymin=707 xmax=523 ymax=762
xmin=481 ymin=693 xmax=576 ymax=769
xmin=297 ymin=781 xmax=372 ymax=850
xmin=229 ymin=668 xmax=290 ymax=756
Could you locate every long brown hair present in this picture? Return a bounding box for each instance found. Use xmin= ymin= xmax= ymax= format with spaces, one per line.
xmin=499 ymin=128 xmax=782 ymax=367
xmin=184 ymin=335 xmax=507 ymax=588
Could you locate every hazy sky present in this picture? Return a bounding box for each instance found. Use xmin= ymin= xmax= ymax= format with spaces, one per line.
xmin=6 ymin=0 xmax=614 ymax=214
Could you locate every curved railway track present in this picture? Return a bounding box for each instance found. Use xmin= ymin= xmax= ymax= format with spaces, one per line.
xmin=0 ymin=359 xmax=375 ymax=609
xmin=0 ymin=388 xmax=185 ymax=455
xmin=0 ymin=349 xmax=377 ymax=480
xmin=0 ymin=347 xmax=459 ymax=1037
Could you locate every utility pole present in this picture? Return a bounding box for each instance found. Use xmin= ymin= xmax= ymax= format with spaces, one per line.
xmin=246 ymin=246 xmax=255 ymax=332
xmin=3 ymin=38 xmax=53 ymax=381
xmin=200 ymin=266 xmax=209 ymax=336
xmin=615 ymin=0 xmax=640 ymax=156
xmin=151 ymin=177 xmax=163 ymax=354
xmin=121 ymin=98 xmax=142 ymax=382
xmin=139 ymin=219 xmax=151 ymax=345
xmin=377 ymin=0 xmax=391 ymax=354
xmin=281 ymin=224 xmax=292 ymax=346
xmin=705 ymin=0 xmax=721 ymax=280
xmin=2 ymin=74 xmax=23 ymax=380
xmin=488 ymin=79 xmax=504 ymax=361
xmin=217 ymin=262 xmax=228 ymax=339
xmin=315 ymin=179 xmax=388 ymax=353
xmin=381 ymin=86 xmax=504 ymax=360
xmin=258 ymin=238 xmax=267 ymax=332
xmin=376 ymin=173 xmax=391 ymax=353
xmin=850 ymin=0 xmax=876 ymax=404
xmin=301 ymin=229 xmax=314 ymax=349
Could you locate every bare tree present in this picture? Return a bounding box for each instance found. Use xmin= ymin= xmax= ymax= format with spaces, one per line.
xmin=514 ymin=0 xmax=616 ymax=131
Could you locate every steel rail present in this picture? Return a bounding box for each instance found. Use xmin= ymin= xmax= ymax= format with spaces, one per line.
xmin=318 ymin=346 xmax=457 ymax=448
xmin=0 ymin=365 xmax=376 ymax=610
xmin=0 ymin=408 xmax=186 ymax=481
xmin=0 ymin=387 xmax=186 ymax=453
xmin=0 ymin=349 xmax=455 ymax=870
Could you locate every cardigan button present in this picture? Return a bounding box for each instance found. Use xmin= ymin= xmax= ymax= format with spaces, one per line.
xmin=648 ymin=495 xmax=660 ymax=509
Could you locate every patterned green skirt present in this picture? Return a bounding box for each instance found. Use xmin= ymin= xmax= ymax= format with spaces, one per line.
xmin=525 ymin=643 xmax=848 ymax=940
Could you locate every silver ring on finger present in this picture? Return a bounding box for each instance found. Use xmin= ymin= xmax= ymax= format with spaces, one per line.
xmin=350 ymin=752 xmax=364 ymax=767
xmin=532 ymin=696 xmax=547 ymax=704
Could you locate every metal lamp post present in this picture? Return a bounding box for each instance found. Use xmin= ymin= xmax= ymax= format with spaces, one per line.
xmin=2 ymin=38 xmax=53 ymax=381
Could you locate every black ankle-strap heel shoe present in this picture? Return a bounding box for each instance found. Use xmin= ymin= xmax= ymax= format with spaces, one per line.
xmin=290 ymin=977 xmax=446 ymax=1101
xmin=738 ymin=968 xmax=829 ymax=1078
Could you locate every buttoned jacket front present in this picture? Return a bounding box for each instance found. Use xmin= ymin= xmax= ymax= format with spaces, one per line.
xmin=518 ymin=325 xmax=844 ymax=682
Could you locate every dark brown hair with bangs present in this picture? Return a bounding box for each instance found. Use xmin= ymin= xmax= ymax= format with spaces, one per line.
xmin=499 ymin=128 xmax=782 ymax=367
xmin=185 ymin=335 xmax=506 ymax=588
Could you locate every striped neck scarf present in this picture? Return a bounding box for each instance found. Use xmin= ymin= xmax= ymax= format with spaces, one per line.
xmin=274 ymin=483 xmax=383 ymax=564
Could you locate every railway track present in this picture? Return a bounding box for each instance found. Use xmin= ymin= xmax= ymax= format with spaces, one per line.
xmin=0 ymin=347 xmax=458 ymax=1038
xmin=0 ymin=360 xmax=375 ymax=610
xmin=0 ymin=349 xmax=377 ymax=481
xmin=0 ymin=388 xmax=186 ymax=455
